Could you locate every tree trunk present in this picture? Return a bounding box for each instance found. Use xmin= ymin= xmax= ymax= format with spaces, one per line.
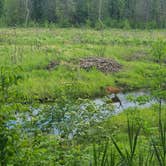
xmin=98 ymin=0 xmax=104 ymax=27
xmin=25 ymin=0 xmax=30 ymax=27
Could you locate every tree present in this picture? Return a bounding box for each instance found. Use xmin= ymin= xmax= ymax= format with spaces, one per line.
xmin=5 ymin=0 xmax=27 ymax=26
xmin=30 ymin=0 xmax=44 ymax=22
xmin=73 ymin=0 xmax=88 ymax=25
xmin=1 ymin=0 xmax=166 ymax=28
xmin=42 ymin=0 xmax=57 ymax=22
xmin=0 ymin=0 xmax=4 ymax=17
xmin=25 ymin=0 xmax=30 ymax=26
xmin=56 ymin=0 xmax=76 ymax=26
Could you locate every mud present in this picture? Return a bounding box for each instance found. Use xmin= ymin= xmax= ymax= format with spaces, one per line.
xmin=45 ymin=60 xmax=59 ymax=70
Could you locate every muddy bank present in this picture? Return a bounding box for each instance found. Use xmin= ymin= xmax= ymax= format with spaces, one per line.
xmin=80 ymin=57 xmax=122 ymax=73
xmin=45 ymin=60 xmax=59 ymax=70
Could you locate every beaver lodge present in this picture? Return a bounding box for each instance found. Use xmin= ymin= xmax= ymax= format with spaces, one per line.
xmin=80 ymin=57 xmax=122 ymax=73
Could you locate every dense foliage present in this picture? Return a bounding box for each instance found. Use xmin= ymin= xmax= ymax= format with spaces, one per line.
xmin=0 ymin=0 xmax=166 ymax=28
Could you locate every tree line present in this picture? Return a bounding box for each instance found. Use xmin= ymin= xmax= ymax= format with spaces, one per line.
xmin=0 ymin=0 xmax=166 ymax=28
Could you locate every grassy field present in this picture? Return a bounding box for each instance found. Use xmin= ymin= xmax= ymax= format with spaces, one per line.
xmin=0 ymin=28 xmax=165 ymax=102
xmin=0 ymin=28 xmax=166 ymax=165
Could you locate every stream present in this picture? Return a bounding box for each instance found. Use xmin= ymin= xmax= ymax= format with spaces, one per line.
xmin=94 ymin=91 xmax=156 ymax=114
xmin=7 ymin=91 xmax=158 ymax=137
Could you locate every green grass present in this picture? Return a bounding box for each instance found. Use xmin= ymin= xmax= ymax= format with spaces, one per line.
xmin=1 ymin=28 xmax=166 ymax=102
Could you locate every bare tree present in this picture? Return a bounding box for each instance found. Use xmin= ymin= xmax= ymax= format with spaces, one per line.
xmin=98 ymin=0 xmax=104 ymax=27
xmin=25 ymin=0 xmax=30 ymax=27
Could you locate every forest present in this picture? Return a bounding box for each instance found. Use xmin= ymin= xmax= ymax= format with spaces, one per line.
xmin=0 ymin=0 xmax=166 ymax=28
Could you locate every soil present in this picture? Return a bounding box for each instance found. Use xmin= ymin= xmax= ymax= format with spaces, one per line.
xmin=45 ymin=60 xmax=59 ymax=70
xmin=80 ymin=57 xmax=122 ymax=73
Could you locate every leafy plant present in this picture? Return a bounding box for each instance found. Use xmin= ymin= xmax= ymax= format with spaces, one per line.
xmin=111 ymin=118 xmax=141 ymax=166
xmin=0 ymin=66 xmax=23 ymax=102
